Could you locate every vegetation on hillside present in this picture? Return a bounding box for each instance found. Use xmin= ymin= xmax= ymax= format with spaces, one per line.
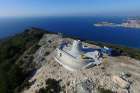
xmin=98 ymin=87 xmax=113 ymax=93
xmin=0 ymin=28 xmax=44 ymax=93
xmin=39 ymin=78 xmax=62 ymax=93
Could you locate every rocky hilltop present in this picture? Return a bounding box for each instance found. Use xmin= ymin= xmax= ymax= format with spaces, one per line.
xmin=0 ymin=28 xmax=140 ymax=93
xmin=22 ymin=33 xmax=140 ymax=93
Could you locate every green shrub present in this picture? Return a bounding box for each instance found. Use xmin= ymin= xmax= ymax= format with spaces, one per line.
xmin=38 ymin=78 xmax=61 ymax=93
xmin=0 ymin=28 xmax=44 ymax=93
xmin=98 ymin=87 xmax=114 ymax=93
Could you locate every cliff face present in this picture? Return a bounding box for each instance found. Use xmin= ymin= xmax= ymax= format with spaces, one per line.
xmin=1 ymin=28 xmax=140 ymax=93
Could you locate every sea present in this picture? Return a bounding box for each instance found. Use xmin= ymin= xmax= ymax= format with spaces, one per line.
xmin=0 ymin=16 xmax=140 ymax=48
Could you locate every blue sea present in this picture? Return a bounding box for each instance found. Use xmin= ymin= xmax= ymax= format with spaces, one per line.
xmin=0 ymin=16 xmax=140 ymax=48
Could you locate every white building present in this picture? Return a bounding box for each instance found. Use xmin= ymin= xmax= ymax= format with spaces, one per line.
xmin=54 ymin=40 xmax=102 ymax=71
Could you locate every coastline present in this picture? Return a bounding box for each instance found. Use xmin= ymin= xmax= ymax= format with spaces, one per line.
xmin=1 ymin=27 xmax=140 ymax=59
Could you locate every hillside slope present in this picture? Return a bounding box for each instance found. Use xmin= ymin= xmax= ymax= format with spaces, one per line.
xmin=0 ymin=27 xmax=45 ymax=93
xmin=0 ymin=28 xmax=140 ymax=93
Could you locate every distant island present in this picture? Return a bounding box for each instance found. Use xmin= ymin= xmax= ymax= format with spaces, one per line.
xmin=94 ymin=19 xmax=140 ymax=29
xmin=94 ymin=22 xmax=119 ymax=27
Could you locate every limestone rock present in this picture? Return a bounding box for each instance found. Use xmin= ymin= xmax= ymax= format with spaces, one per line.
xmin=112 ymin=75 xmax=130 ymax=89
xmin=75 ymin=79 xmax=95 ymax=93
xmin=117 ymin=89 xmax=128 ymax=93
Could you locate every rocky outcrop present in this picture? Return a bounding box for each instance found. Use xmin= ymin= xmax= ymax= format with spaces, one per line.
xmin=112 ymin=75 xmax=130 ymax=89
xmin=22 ymin=34 xmax=140 ymax=93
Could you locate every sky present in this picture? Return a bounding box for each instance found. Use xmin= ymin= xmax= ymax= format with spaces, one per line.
xmin=0 ymin=0 xmax=140 ymax=17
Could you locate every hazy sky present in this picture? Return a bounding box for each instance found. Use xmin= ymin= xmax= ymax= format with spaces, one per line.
xmin=0 ymin=0 xmax=140 ymax=17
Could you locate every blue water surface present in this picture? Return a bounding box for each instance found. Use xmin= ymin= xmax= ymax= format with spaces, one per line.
xmin=0 ymin=16 xmax=140 ymax=48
